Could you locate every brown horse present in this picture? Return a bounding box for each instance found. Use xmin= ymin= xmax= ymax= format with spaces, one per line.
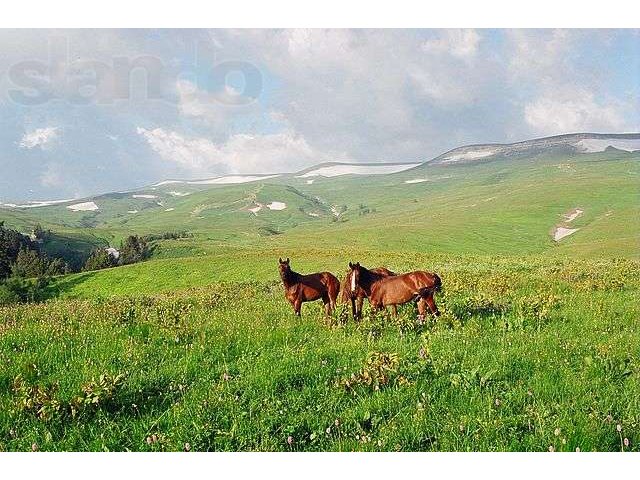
xmin=352 ymin=263 xmax=442 ymax=317
xmin=278 ymin=258 xmax=340 ymax=316
xmin=341 ymin=263 xmax=396 ymax=319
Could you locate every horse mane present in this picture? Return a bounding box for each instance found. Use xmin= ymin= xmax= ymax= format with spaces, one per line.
xmin=360 ymin=265 xmax=383 ymax=284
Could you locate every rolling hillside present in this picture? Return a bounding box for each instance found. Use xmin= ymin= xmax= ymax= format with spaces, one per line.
xmin=1 ymin=133 xmax=638 ymax=262
xmin=1 ymin=133 xmax=639 ymax=452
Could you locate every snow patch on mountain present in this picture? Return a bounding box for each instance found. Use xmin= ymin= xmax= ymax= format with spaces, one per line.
xmin=266 ymin=201 xmax=287 ymax=211
xmin=440 ymin=149 xmax=497 ymax=163
xmin=67 ymin=201 xmax=99 ymax=212
xmin=404 ymin=178 xmax=429 ymax=184
xmin=553 ymin=227 xmax=579 ymax=241
xmin=299 ymin=163 xmax=418 ymax=178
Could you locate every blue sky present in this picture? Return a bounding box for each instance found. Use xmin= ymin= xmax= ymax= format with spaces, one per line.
xmin=0 ymin=29 xmax=638 ymax=201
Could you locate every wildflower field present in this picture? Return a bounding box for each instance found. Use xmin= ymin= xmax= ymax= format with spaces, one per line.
xmin=1 ymin=249 xmax=638 ymax=451
xmin=1 ymin=149 xmax=638 ymax=451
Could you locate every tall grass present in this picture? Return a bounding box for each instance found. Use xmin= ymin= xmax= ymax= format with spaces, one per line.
xmin=1 ymin=256 xmax=638 ymax=451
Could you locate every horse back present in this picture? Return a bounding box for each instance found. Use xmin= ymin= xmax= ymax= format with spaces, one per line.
xmin=320 ymin=271 xmax=340 ymax=295
xmin=298 ymin=271 xmax=339 ymax=300
xmin=371 ymin=267 xmax=396 ymax=277
xmin=371 ymin=270 xmax=438 ymax=304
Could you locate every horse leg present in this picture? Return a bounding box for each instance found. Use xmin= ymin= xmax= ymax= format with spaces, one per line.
xmin=294 ymin=298 xmax=302 ymax=317
xmin=356 ymin=296 xmax=364 ymax=320
xmin=424 ymin=294 xmax=440 ymax=317
xmin=416 ymin=298 xmax=427 ymax=324
xmin=322 ymin=294 xmax=332 ymax=316
xmin=350 ymin=297 xmax=357 ymax=320
xmin=391 ymin=304 xmax=398 ymax=317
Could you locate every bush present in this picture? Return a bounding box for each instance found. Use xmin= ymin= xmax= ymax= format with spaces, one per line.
xmin=32 ymin=224 xmax=51 ymax=242
xmin=83 ymin=248 xmax=118 ymax=272
xmin=119 ymin=235 xmax=150 ymax=265
xmin=0 ymin=221 xmax=35 ymax=279
xmin=0 ymin=276 xmax=49 ymax=304
xmin=141 ymin=231 xmax=192 ymax=242
xmin=11 ymin=249 xmax=49 ymax=278
xmin=11 ymin=248 xmax=69 ymax=278
xmin=0 ymin=283 xmax=20 ymax=305
xmin=46 ymin=257 xmax=70 ymax=276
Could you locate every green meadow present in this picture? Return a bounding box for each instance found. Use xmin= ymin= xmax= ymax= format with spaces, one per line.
xmin=0 ymin=149 xmax=638 ymax=451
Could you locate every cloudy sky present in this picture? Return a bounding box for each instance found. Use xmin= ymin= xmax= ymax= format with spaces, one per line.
xmin=0 ymin=29 xmax=638 ymax=201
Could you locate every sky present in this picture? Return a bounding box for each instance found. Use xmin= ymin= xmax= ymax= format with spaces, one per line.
xmin=0 ymin=28 xmax=638 ymax=202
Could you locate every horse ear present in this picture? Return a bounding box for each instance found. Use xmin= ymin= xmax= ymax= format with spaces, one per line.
xmin=286 ymin=257 xmax=290 ymax=263
xmin=279 ymin=257 xmax=283 ymax=263
xmin=349 ymin=262 xmax=353 ymax=268
xmin=356 ymin=262 xmax=360 ymax=268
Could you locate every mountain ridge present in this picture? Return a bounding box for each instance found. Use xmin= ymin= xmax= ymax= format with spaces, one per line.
xmin=1 ymin=132 xmax=638 ymax=207
xmin=428 ymin=132 xmax=640 ymax=165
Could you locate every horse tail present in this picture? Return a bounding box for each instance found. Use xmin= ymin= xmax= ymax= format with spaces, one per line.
xmin=339 ymin=270 xmax=353 ymax=304
xmin=328 ymin=274 xmax=341 ymax=306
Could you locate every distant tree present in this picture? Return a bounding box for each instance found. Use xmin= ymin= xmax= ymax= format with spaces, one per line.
xmin=0 ymin=281 xmax=21 ymax=305
xmin=46 ymin=257 xmax=70 ymax=276
xmin=11 ymin=248 xmax=49 ymax=279
xmin=0 ymin=222 xmax=35 ymax=279
xmin=83 ymin=248 xmax=117 ymax=272
xmin=0 ymin=275 xmax=49 ymax=304
xmin=119 ymin=235 xmax=149 ymax=265
xmin=32 ymin=224 xmax=50 ymax=242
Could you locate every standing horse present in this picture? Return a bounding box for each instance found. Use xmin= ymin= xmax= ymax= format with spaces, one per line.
xmin=341 ymin=263 xmax=396 ymax=319
xmin=278 ymin=258 xmax=340 ymax=317
xmin=351 ymin=263 xmax=442 ymax=317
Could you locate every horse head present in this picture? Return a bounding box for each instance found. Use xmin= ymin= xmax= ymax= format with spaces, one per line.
xmin=348 ymin=261 xmax=362 ymax=293
xmin=278 ymin=257 xmax=291 ymax=277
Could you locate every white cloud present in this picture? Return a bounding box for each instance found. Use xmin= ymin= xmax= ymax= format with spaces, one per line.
xmin=1 ymin=29 xmax=637 ymax=202
xmin=524 ymin=89 xmax=629 ymax=135
xmin=421 ymin=29 xmax=481 ymax=59
xmin=285 ymin=29 xmax=359 ymax=67
xmin=507 ymin=29 xmax=575 ymax=81
xmin=507 ymin=30 xmax=636 ymax=136
xmin=19 ymin=127 xmax=59 ymax=150
xmin=176 ymin=79 xmax=256 ymax=128
xmin=137 ymin=126 xmax=346 ymax=175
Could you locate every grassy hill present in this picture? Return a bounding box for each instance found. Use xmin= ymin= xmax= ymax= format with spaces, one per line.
xmin=0 ymin=136 xmax=638 ymax=451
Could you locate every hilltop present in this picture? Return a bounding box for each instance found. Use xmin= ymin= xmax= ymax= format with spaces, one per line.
xmin=0 ymin=132 xmax=638 ymax=272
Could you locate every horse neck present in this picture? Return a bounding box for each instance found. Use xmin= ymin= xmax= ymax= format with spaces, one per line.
xmin=281 ymin=268 xmax=301 ymax=288
xmin=360 ymin=268 xmax=384 ymax=293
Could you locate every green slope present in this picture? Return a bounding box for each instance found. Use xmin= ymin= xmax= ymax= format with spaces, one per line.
xmin=1 ymin=149 xmax=638 ymax=298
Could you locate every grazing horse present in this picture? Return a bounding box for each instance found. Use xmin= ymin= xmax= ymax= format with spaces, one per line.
xmin=352 ymin=263 xmax=442 ymax=317
xmin=341 ymin=263 xmax=396 ymax=319
xmin=278 ymin=258 xmax=340 ymax=316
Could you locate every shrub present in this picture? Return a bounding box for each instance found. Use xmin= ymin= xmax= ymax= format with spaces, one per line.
xmin=12 ymin=375 xmax=62 ymax=422
xmin=338 ymin=351 xmax=407 ymax=393
xmin=83 ymin=248 xmax=118 ymax=272
xmin=141 ymin=231 xmax=192 ymax=242
xmin=70 ymin=373 xmax=126 ymax=417
xmin=11 ymin=248 xmax=49 ymax=278
xmin=0 ymin=283 xmax=20 ymax=305
xmin=0 ymin=276 xmax=49 ymax=304
xmin=0 ymin=221 xmax=35 ymax=279
xmin=119 ymin=235 xmax=150 ymax=265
